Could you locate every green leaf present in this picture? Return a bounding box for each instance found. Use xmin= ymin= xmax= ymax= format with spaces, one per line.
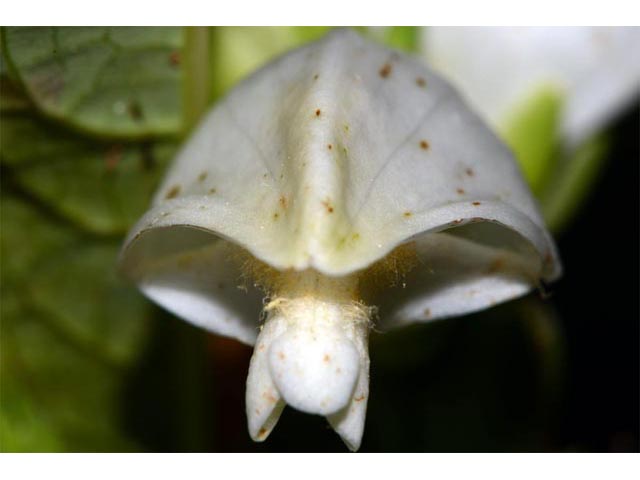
xmin=1 ymin=27 xmax=184 ymax=139
xmin=501 ymin=86 xmax=564 ymax=195
xmin=0 ymin=72 xmax=31 ymax=113
xmin=1 ymin=308 xmax=140 ymax=452
xmin=1 ymin=113 xmax=175 ymax=235
xmin=497 ymin=85 xmax=611 ymax=233
xmin=0 ymin=194 xmax=76 ymax=281
xmin=28 ymin=242 xmax=152 ymax=367
xmin=0 ymin=26 xmax=199 ymax=452
xmin=0 ymin=194 xmax=150 ymax=451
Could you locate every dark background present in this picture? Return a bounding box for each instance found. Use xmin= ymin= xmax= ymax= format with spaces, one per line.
xmin=552 ymin=105 xmax=639 ymax=452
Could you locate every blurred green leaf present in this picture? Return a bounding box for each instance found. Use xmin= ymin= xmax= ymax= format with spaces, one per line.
xmin=28 ymin=242 xmax=151 ymax=367
xmin=1 ymin=194 xmax=151 ymax=451
xmin=501 ymin=86 xmax=563 ymax=195
xmin=0 ymin=26 xmax=186 ymax=452
xmin=541 ymin=132 xmax=610 ymax=233
xmin=497 ymin=86 xmax=612 ymax=234
xmin=209 ymin=27 xmax=332 ymax=100
xmin=1 ymin=309 xmax=142 ymax=452
xmin=1 ymin=373 xmax=64 ymax=452
xmin=0 ymin=74 xmax=31 ymax=112
xmin=207 ymin=26 xmax=422 ymax=103
xmin=365 ymin=27 xmax=420 ymax=52
xmin=1 ymin=114 xmax=175 ymax=235
xmin=0 ymin=194 xmax=77 ymax=281
xmin=2 ymin=27 xmax=184 ymax=139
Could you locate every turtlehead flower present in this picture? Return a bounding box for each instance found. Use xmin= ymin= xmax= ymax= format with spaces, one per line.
xmin=119 ymin=29 xmax=561 ymax=451
xmin=423 ymin=27 xmax=640 ymax=149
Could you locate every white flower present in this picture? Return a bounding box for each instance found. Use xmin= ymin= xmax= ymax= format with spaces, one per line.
xmin=423 ymin=27 xmax=640 ymax=148
xmin=119 ymin=29 xmax=560 ymax=451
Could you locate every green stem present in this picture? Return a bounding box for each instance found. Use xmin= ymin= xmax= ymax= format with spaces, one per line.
xmin=182 ymin=27 xmax=211 ymax=135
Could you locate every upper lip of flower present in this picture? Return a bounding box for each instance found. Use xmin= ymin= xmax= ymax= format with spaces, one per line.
xmin=118 ymin=28 xmax=561 ymax=451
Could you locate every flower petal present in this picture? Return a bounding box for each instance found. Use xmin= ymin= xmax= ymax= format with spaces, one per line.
xmin=374 ymin=229 xmax=545 ymax=329
xmin=120 ymin=227 xmax=262 ymax=345
xmin=326 ymin=348 xmax=370 ymax=452
xmin=246 ymin=318 xmax=287 ymax=441
xmin=121 ymin=28 xmax=558 ymax=289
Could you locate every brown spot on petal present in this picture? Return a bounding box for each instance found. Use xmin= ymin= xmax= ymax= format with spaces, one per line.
xmin=165 ymin=185 xmax=181 ymax=199
xmin=313 ymin=73 xmax=319 ymax=80
xmin=466 ymin=167 xmax=475 ymax=177
xmin=315 ymin=108 xmax=321 ymax=117
xmin=403 ymin=211 xmax=413 ymax=218
xmin=278 ymin=351 xmax=286 ymax=360
xmin=354 ymin=395 xmax=366 ymax=402
xmin=262 ymin=391 xmax=277 ymax=404
xmin=379 ymin=63 xmax=392 ymax=78
xmin=488 ymin=258 xmax=504 ymax=274
xmin=456 ymin=188 xmax=465 ymax=195
xmin=322 ymin=199 xmax=334 ymax=213
xmin=420 ymin=140 xmax=429 ymax=150
xmin=416 ymin=77 xmax=427 ymax=88
xmin=327 ymin=144 xmax=333 ymax=150
xmin=279 ymin=195 xmax=288 ymax=210
xmin=257 ymin=428 xmax=267 ymax=439
xmin=472 ymin=201 xmax=481 ymax=206
xmin=198 ymin=171 xmax=208 ymax=182
xmin=323 ymin=354 xmax=331 ymax=363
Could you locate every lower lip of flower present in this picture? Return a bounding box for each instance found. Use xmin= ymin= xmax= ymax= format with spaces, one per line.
xmin=245 ymin=268 xmax=372 ymax=445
